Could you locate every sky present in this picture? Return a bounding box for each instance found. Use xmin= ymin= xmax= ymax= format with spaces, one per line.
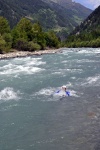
xmin=73 ymin=0 xmax=100 ymax=10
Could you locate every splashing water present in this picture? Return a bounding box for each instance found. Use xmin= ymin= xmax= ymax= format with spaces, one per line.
xmin=0 ymin=87 xmax=20 ymax=101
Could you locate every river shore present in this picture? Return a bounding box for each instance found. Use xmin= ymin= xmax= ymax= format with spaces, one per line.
xmin=0 ymin=49 xmax=62 ymax=60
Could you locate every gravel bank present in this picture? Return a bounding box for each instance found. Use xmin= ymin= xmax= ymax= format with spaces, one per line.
xmin=0 ymin=49 xmax=62 ymax=60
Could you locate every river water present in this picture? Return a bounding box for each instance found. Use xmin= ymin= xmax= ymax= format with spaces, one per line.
xmin=0 ymin=48 xmax=100 ymax=150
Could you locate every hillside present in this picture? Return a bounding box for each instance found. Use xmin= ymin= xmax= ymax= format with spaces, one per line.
xmin=65 ymin=5 xmax=100 ymax=47
xmin=71 ymin=5 xmax=100 ymax=34
xmin=0 ymin=0 xmax=50 ymax=28
xmin=0 ymin=0 xmax=92 ymax=39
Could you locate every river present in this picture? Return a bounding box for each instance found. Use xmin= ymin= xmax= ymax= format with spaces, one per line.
xmin=0 ymin=48 xmax=100 ymax=150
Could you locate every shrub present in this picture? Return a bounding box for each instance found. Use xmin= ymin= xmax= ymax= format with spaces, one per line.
xmin=0 ymin=36 xmax=6 ymax=53
xmin=14 ymin=38 xmax=29 ymax=51
xmin=28 ymin=41 xmax=41 ymax=51
xmin=3 ymin=33 xmax=13 ymax=49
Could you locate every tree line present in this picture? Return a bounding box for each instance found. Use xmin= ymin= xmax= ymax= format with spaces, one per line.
xmin=64 ymin=29 xmax=100 ymax=48
xmin=0 ymin=16 xmax=60 ymax=53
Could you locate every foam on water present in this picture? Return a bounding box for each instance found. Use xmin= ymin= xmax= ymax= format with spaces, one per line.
xmin=77 ymin=48 xmax=100 ymax=54
xmin=52 ymin=68 xmax=83 ymax=77
xmin=78 ymin=49 xmax=91 ymax=54
xmin=77 ymin=59 xmax=99 ymax=63
xmin=62 ymin=49 xmax=75 ymax=54
xmin=71 ymin=77 xmax=76 ymax=80
xmin=0 ymin=87 xmax=20 ymax=101
xmin=61 ymin=60 xmax=68 ymax=63
xmin=87 ymin=76 xmax=100 ymax=84
xmin=34 ymin=88 xmax=60 ymax=102
xmin=26 ymin=60 xmax=46 ymax=66
xmin=52 ymin=71 xmax=62 ymax=75
xmin=0 ymin=57 xmax=45 ymax=76
xmin=69 ymin=90 xmax=81 ymax=97
xmin=35 ymin=88 xmax=55 ymax=96
xmin=83 ymin=75 xmax=100 ymax=86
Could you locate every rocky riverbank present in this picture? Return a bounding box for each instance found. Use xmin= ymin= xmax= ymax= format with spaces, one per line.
xmin=0 ymin=49 xmax=62 ymax=60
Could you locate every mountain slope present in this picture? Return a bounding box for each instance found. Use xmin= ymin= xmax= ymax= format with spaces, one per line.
xmin=71 ymin=5 xmax=100 ymax=34
xmin=0 ymin=0 xmax=50 ymax=27
xmin=0 ymin=0 xmax=92 ymax=38
xmin=42 ymin=0 xmax=92 ymax=28
xmin=65 ymin=5 xmax=100 ymax=47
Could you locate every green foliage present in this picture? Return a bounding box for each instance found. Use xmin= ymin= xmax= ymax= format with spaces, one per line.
xmin=14 ymin=38 xmax=29 ymax=51
xmin=0 ymin=35 xmax=11 ymax=53
xmin=28 ymin=41 xmax=41 ymax=51
xmin=0 ymin=16 xmax=10 ymax=35
xmin=0 ymin=16 xmax=11 ymax=53
xmin=65 ymin=34 xmax=100 ymax=48
xmin=32 ymin=22 xmax=42 ymax=33
xmin=3 ymin=33 xmax=12 ymax=49
xmin=32 ymin=22 xmax=46 ymax=49
xmin=16 ymin=18 xmax=33 ymax=41
xmin=0 ymin=35 xmax=6 ymax=53
xmin=0 ymin=16 xmax=60 ymax=52
xmin=45 ymin=31 xmax=60 ymax=48
xmin=14 ymin=38 xmax=41 ymax=51
xmin=11 ymin=27 xmax=21 ymax=47
xmin=33 ymin=9 xmax=57 ymax=29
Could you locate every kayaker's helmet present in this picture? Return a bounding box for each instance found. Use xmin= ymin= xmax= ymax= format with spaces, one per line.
xmin=61 ymin=85 xmax=67 ymax=90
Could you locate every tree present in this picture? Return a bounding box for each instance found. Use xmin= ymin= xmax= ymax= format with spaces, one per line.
xmin=0 ymin=16 xmax=10 ymax=35
xmin=11 ymin=27 xmax=21 ymax=47
xmin=0 ymin=35 xmax=6 ymax=53
xmin=45 ymin=31 xmax=59 ymax=48
xmin=16 ymin=18 xmax=33 ymax=41
xmin=3 ymin=33 xmax=12 ymax=49
xmin=32 ymin=22 xmax=46 ymax=49
xmin=12 ymin=18 xmax=33 ymax=48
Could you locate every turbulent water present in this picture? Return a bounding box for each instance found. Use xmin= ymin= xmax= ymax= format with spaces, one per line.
xmin=0 ymin=48 xmax=100 ymax=150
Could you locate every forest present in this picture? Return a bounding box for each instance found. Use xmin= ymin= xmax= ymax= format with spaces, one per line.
xmin=65 ymin=29 xmax=100 ymax=48
xmin=0 ymin=16 xmax=60 ymax=53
